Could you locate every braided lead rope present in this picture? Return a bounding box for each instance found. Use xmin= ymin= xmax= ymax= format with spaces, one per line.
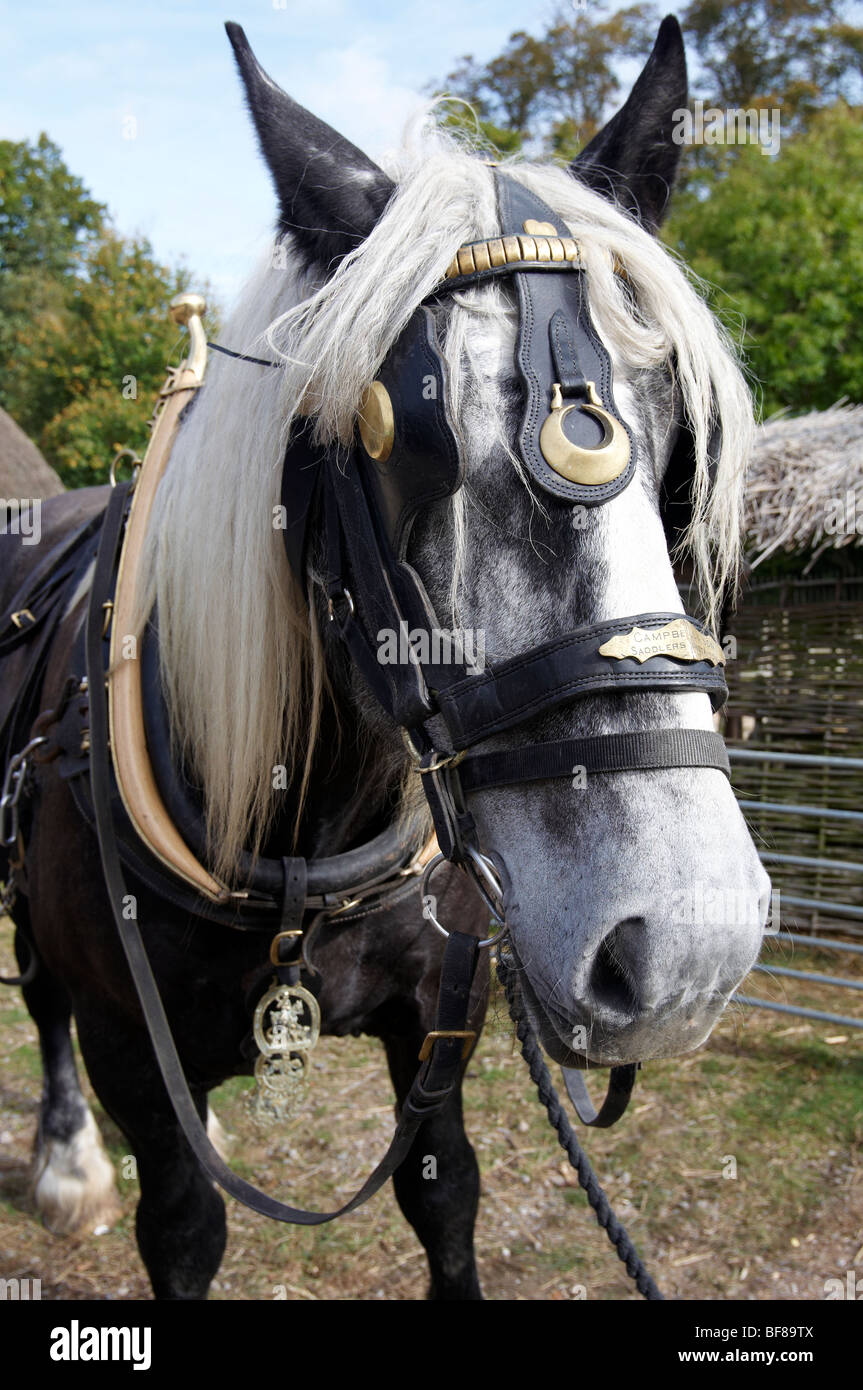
xmin=497 ymin=951 xmax=663 ymax=1300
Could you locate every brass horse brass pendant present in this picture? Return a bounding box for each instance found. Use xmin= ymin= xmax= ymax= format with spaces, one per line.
xmin=247 ymin=981 xmax=321 ymax=1126
xmin=539 ymin=381 xmax=630 ymax=485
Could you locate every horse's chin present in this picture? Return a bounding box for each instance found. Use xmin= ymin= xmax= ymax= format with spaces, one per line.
xmin=534 ymin=1028 xmax=595 ymax=1069
xmin=509 ymin=941 xmax=726 ymax=1068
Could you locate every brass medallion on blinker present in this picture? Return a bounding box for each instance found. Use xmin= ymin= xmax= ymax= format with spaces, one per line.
xmin=539 ymin=380 xmax=631 ymax=486
xmin=359 ymin=381 xmax=395 ymax=462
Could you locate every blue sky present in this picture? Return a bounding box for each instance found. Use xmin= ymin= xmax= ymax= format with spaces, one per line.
xmin=1 ymin=0 xmax=662 ymax=307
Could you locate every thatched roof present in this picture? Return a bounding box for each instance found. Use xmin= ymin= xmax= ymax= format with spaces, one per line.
xmin=747 ymin=404 xmax=863 ymax=571
xmin=0 ymin=407 xmax=64 ymax=499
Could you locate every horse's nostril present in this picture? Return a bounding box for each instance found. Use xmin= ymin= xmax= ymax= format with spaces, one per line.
xmin=589 ymin=926 xmax=641 ymax=1019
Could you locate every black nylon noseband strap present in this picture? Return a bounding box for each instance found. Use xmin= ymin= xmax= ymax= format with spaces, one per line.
xmin=457 ymin=729 xmax=730 ymax=794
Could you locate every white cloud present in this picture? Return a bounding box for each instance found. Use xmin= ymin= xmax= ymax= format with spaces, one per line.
xmin=284 ymin=41 xmax=426 ymax=160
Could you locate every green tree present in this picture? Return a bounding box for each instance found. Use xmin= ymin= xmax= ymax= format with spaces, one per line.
xmin=681 ymin=0 xmax=863 ymax=120
xmin=0 ymin=133 xmax=104 ymax=276
xmin=480 ymin=31 xmax=556 ymax=134
xmin=665 ymin=103 xmax=863 ymax=415
xmin=547 ymin=3 xmax=659 ymax=152
xmin=437 ymin=33 xmax=554 ymax=147
xmin=434 ymin=2 xmax=863 ymax=159
xmin=435 ymin=5 xmax=658 ymax=155
xmin=0 ymin=135 xmax=215 ymax=487
xmin=435 ymin=102 xmax=526 ymax=157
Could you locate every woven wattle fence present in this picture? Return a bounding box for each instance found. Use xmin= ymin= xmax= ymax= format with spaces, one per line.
xmin=722 ymin=576 xmax=863 ymax=939
xmin=688 ymin=406 xmax=863 ymax=938
xmin=675 ymin=403 xmax=861 ymax=939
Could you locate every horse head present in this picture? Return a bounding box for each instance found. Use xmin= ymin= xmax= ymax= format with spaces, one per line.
xmin=146 ymin=17 xmax=770 ymax=1072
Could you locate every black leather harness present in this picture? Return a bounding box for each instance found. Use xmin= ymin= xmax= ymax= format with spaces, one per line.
xmin=3 ymin=479 xmax=482 ymax=1226
xmin=0 ymin=172 xmax=731 ymax=1275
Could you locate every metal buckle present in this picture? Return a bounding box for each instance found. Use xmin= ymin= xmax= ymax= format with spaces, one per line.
xmin=269 ymin=929 xmax=303 ymax=967
xmin=418 ymin=751 xmax=466 ymax=774
xmin=10 ymin=609 xmax=35 ymax=630
xmin=0 ymin=736 xmax=48 ymax=847
xmin=109 ymin=448 xmax=141 ymax=488
xmin=327 ymin=588 xmax=355 ymax=623
xmin=401 ymin=730 xmax=466 ymax=774
xmin=329 ymin=895 xmax=362 ymax=916
xmin=418 ymin=1029 xmax=477 ymax=1062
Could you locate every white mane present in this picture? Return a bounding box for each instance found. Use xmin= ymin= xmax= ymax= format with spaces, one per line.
xmin=136 ymin=126 xmax=753 ymax=882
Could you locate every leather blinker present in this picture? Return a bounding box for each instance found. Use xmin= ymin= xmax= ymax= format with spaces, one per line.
xmin=357 ymin=306 xmax=463 ymax=562
xmin=494 ymin=173 xmax=638 ymax=505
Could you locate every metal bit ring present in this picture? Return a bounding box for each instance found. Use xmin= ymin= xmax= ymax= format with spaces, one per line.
xmin=420 ymin=852 xmax=506 ymax=950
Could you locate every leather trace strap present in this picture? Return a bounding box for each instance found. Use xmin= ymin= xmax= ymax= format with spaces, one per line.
xmin=0 ymin=511 xmax=104 ymax=660
xmin=0 ymin=513 xmax=104 ymax=771
xmin=85 ymin=483 xmax=481 ymax=1224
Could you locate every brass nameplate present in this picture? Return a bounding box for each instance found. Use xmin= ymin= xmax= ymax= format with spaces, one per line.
xmin=598 ymin=619 xmax=725 ymax=667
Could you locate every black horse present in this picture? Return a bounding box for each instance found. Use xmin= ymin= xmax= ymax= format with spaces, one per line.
xmin=0 ymin=17 xmax=769 ymax=1300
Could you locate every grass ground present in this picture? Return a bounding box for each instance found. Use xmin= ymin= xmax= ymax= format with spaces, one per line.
xmin=1 ymin=915 xmax=860 ymax=1301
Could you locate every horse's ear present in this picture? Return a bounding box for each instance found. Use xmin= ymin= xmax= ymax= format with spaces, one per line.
xmin=225 ymin=22 xmax=395 ymax=270
xmin=570 ymin=15 xmax=687 ymax=233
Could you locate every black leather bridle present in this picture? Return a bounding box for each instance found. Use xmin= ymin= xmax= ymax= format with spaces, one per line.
xmin=281 ymin=172 xmax=730 ymax=886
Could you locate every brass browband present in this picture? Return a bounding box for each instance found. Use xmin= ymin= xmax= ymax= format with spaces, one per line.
xmin=443 ymin=237 xmax=629 ymax=287
xmin=444 ymin=234 xmax=582 ymax=280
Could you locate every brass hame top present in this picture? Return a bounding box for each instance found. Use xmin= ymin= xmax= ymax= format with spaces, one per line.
xmin=168 ymin=292 xmax=208 ymax=384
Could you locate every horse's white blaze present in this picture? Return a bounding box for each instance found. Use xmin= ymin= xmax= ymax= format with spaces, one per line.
xmin=32 ymin=1107 xmax=121 ymax=1236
